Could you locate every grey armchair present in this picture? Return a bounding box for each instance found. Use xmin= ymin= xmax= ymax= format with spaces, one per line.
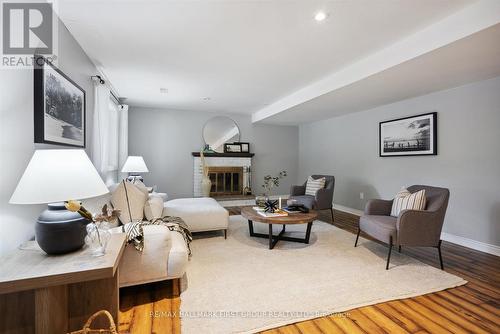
xmin=355 ymin=185 xmax=450 ymax=270
xmin=289 ymin=175 xmax=335 ymax=222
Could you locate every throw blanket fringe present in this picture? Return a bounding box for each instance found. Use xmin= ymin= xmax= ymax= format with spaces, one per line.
xmin=125 ymin=216 xmax=193 ymax=256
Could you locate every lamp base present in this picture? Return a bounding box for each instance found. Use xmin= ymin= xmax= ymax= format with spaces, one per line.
xmin=126 ymin=174 xmax=143 ymax=183
xmin=35 ymin=203 xmax=89 ymax=255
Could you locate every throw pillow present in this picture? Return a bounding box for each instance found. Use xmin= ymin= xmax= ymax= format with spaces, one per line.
xmin=132 ymin=180 xmax=149 ymax=197
xmin=390 ymin=188 xmax=426 ymax=217
xmin=305 ymin=176 xmax=326 ymax=196
xmin=111 ymin=181 xmax=148 ymax=224
xmin=144 ymin=196 xmax=164 ymax=221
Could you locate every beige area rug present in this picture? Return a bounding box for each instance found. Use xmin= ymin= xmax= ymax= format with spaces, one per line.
xmin=179 ymin=215 xmax=467 ymax=334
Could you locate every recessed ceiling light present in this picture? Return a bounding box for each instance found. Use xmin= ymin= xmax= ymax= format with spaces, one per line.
xmin=314 ymin=11 xmax=327 ymax=22
xmin=160 ymin=88 xmax=168 ymax=94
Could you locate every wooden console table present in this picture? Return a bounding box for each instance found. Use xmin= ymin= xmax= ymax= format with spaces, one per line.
xmin=0 ymin=233 xmax=125 ymax=334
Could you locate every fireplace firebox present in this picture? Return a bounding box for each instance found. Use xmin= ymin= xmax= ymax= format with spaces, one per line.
xmin=192 ymin=152 xmax=254 ymax=197
xmin=208 ymin=167 xmax=243 ymax=196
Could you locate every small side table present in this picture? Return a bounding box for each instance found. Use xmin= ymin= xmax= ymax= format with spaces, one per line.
xmin=0 ymin=233 xmax=125 ymax=333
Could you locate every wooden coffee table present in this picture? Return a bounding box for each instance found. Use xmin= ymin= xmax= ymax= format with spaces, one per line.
xmin=241 ymin=207 xmax=318 ymax=249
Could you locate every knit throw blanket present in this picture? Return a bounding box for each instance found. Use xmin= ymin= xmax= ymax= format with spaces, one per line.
xmin=124 ymin=216 xmax=193 ymax=256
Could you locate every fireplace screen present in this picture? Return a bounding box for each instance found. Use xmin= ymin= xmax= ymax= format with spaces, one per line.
xmin=208 ymin=167 xmax=243 ymax=196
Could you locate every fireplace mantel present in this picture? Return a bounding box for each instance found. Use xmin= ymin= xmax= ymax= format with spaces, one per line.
xmin=191 ymin=152 xmax=254 ymax=158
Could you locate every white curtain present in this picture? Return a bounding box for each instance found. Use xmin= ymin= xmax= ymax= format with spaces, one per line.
xmin=107 ymin=101 xmax=119 ymax=184
xmin=91 ymin=82 xmax=111 ymax=180
xmin=92 ymin=80 xmax=129 ymax=186
xmin=118 ymin=104 xmax=129 ymax=180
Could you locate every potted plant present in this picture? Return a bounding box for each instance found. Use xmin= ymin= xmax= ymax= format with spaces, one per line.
xmin=65 ymin=201 xmax=119 ymax=257
xmin=256 ymin=170 xmax=287 ymax=207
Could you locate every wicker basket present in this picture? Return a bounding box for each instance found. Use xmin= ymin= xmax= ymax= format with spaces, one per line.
xmin=68 ymin=310 xmax=117 ymax=334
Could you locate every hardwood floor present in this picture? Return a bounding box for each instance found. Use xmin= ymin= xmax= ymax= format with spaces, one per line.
xmin=119 ymin=207 xmax=500 ymax=334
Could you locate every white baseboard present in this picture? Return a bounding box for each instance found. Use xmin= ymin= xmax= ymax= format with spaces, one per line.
xmin=332 ymin=203 xmax=499 ymax=257
xmin=440 ymin=232 xmax=500 ymax=257
xmin=333 ymin=204 xmax=364 ymax=216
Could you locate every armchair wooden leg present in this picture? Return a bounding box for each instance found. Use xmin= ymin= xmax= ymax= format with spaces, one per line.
xmin=398 ymin=245 xmax=401 ymax=253
xmin=224 ymin=229 xmax=227 ymax=239
xmin=437 ymin=240 xmax=444 ymax=270
xmin=386 ymin=236 xmax=393 ymax=270
xmin=354 ymin=228 xmax=361 ymax=247
xmin=330 ymin=208 xmax=335 ymax=223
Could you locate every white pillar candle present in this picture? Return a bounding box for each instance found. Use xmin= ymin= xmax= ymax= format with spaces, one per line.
xmin=278 ymin=197 xmax=282 ymax=209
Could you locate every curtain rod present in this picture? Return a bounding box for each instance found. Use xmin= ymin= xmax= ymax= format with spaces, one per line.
xmin=91 ymin=75 xmax=123 ymax=106
xmin=110 ymin=91 xmax=121 ymax=105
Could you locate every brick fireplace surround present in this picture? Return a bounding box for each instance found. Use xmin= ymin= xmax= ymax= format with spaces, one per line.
xmin=192 ymin=152 xmax=254 ymax=197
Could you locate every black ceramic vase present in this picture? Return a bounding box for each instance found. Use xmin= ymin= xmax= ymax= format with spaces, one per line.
xmin=35 ymin=203 xmax=89 ymax=255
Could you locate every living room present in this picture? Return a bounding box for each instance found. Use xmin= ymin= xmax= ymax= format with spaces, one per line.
xmin=1 ymin=1 xmax=499 ymax=333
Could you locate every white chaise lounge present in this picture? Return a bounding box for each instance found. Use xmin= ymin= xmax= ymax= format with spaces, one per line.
xmin=163 ymin=197 xmax=229 ymax=238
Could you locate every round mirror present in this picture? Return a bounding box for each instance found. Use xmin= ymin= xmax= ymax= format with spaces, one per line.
xmin=203 ymin=116 xmax=240 ymax=153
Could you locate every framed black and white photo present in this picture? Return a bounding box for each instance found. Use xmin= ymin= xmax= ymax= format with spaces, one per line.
xmin=236 ymin=142 xmax=250 ymax=153
xmin=379 ymin=112 xmax=437 ymax=157
xmin=224 ymin=143 xmax=242 ymax=153
xmin=34 ymin=55 xmax=86 ymax=147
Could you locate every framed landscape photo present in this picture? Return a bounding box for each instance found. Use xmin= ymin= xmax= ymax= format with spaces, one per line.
xmin=236 ymin=142 xmax=250 ymax=153
xmin=224 ymin=143 xmax=242 ymax=153
xmin=379 ymin=112 xmax=437 ymax=157
xmin=34 ymin=55 xmax=86 ymax=147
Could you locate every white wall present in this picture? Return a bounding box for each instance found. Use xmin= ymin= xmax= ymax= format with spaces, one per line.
xmin=299 ymin=76 xmax=500 ymax=246
xmin=0 ymin=22 xmax=98 ymax=256
xmin=128 ymin=108 xmax=299 ymax=199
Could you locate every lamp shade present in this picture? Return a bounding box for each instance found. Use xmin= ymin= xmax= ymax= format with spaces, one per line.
xmin=9 ymin=149 xmax=109 ymax=204
xmin=121 ymin=156 xmax=149 ymax=173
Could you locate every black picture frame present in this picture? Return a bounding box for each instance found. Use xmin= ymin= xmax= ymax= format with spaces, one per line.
xmin=379 ymin=112 xmax=437 ymax=157
xmin=235 ymin=142 xmax=250 ymax=153
xmin=34 ymin=55 xmax=86 ymax=148
xmin=224 ymin=143 xmax=242 ymax=153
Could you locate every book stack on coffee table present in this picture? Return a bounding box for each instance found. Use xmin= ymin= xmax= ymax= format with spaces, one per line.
xmin=252 ymin=207 xmax=288 ymax=217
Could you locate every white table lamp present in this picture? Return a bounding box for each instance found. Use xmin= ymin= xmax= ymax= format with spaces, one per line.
xmin=10 ymin=149 xmax=109 ymax=254
xmin=121 ymin=156 xmax=149 ymax=182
